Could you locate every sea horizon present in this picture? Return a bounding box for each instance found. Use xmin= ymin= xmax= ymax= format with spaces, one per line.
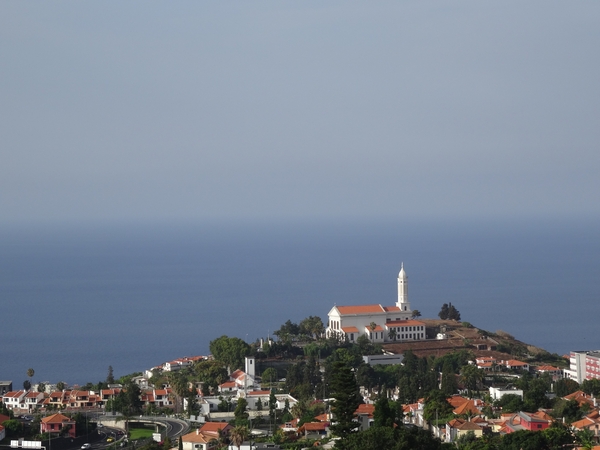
xmin=1 ymin=216 xmax=599 ymax=387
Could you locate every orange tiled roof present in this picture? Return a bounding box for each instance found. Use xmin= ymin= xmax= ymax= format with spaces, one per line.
xmin=199 ymin=422 xmax=232 ymax=435
xmin=341 ymin=326 xmax=359 ymax=333
xmin=41 ymin=414 xmax=74 ymax=424
xmin=355 ymin=404 xmax=375 ymax=416
xmin=181 ymin=431 xmax=216 ymax=444
xmin=505 ymin=360 xmax=528 ymax=366
xmin=454 ymin=399 xmax=480 ymax=416
xmin=571 ymin=417 xmax=598 ymax=429
xmin=536 ymin=365 xmax=560 ymax=372
xmin=382 ymin=306 xmax=401 ymax=312
xmin=336 ymin=305 xmax=386 ymax=315
xmin=0 ymin=414 xmax=10 ymax=424
xmin=248 ymin=390 xmax=271 ymax=396
xmin=302 ymin=422 xmax=328 ymax=431
xmin=448 ymin=396 xmax=470 ymax=408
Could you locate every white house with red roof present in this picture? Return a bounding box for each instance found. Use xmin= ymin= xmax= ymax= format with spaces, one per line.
xmin=1 ymin=390 xmax=26 ymax=411
xmin=326 ymin=264 xmax=425 ymax=343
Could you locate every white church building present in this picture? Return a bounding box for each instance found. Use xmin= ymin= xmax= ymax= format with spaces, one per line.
xmin=325 ymin=264 xmax=426 ymax=343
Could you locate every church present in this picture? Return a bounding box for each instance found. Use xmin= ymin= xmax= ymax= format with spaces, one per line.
xmin=325 ymin=264 xmax=426 ymax=343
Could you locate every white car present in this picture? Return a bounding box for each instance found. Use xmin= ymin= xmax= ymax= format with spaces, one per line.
xmin=81 ymin=444 xmax=91 ymax=449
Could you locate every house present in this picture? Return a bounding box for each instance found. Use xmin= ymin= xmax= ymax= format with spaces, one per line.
xmin=24 ymin=391 xmax=45 ymax=411
xmin=40 ymin=413 xmax=76 ymax=438
xmin=298 ymin=421 xmax=328 ymax=438
xmin=355 ymin=403 xmax=375 ymax=431
xmin=198 ymin=422 xmax=233 ymax=438
xmin=180 ymin=429 xmax=219 ymax=450
xmin=535 ymin=365 xmax=562 ymax=379
xmin=446 ymin=419 xmax=484 ymax=442
xmin=326 ymin=264 xmax=425 ymax=343
xmin=1 ymin=390 xmax=26 ymax=411
xmin=0 ymin=382 xmax=13 ymax=396
xmin=489 ymin=386 xmax=524 ymax=400
xmin=502 ymin=411 xmax=550 ymax=433
xmin=504 ymin=360 xmax=530 ymax=372
xmin=570 ymin=415 xmax=600 ymax=435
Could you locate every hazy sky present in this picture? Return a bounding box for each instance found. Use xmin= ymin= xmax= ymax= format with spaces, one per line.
xmin=1 ymin=1 xmax=599 ymax=225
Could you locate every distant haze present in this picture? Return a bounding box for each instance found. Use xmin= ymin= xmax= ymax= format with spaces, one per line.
xmin=1 ymin=1 xmax=599 ymax=225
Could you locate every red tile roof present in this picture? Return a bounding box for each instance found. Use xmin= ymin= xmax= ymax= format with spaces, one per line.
xmin=41 ymin=414 xmax=74 ymax=424
xmin=336 ymin=305 xmax=386 ymax=315
xmin=199 ymin=422 xmax=232 ymax=435
xmin=341 ymin=326 xmax=359 ymax=333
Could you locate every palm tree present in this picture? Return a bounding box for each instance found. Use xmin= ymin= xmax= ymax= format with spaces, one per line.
xmin=411 ymin=310 xmax=422 ymax=319
xmin=229 ymin=425 xmax=249 ymax=450
xmin=27 ymin=368 xmax=35 ymax=390
xmin=388 ymin=328 xmax=397 ymax=341
xmin=369 ymin=322 xmax=377 ymax=340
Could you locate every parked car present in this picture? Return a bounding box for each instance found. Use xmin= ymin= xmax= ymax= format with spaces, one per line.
xmin=106 ymin=438 xmax=114 ymax=443
xmin=81 ymin=444 xmax=91 ymax=449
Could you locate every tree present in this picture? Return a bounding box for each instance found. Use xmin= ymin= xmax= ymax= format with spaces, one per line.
xmin=440 ymin=361 xmax=457 ymax=396
xmin=56 ymin=381 xmax=66 ymax=391
xmin=209 ymin=336 xmax=250 ymax=371
xmin=438 ymin=304 xmax=449 ymax=320
xmin=373 ymin=396 xmax=395 ymax=428
xmin=234 ymin=398 xmax=249 ymax=425
xmin=27 ymin=368 xmax=35 ymax=385
xmin=273 ymin=320 xmax=300 ymax=342
xmin=262 ymin=367 xmax=277 ymax=386
xmin=411 ymin=310 xmax=422 ymax=319
xmin=423 ymin=390 xmax=453 ymax=424
xmin=37 ymin=382 xmax=46 ymax=393
xmin=329 ymin=360 xmax=361 ymax=438
xmin=447 ymin=303 xmax=461 ymax=321
xmin=388 ymin=328 xmax=397 ymax=341
xmin=269 ymin=390 xmax=277 ymax=421
xmin=229 ymin=425 xmax=249 ymax=450
xmin=299 ymin=316 xmax=325 ymax=339
xmin=368 ymin=322 xmax=377 ymax=340
xmin=555 ymin=378 xmax=579 ymax=397
xmin=460 ymin=364 xmax=483 ymax=397
xmin=107 ymin=366 xmax=115 ymax=384
xmin=23 ymin=380 xmax=31 ymax=391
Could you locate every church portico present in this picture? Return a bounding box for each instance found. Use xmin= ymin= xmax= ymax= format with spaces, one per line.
xmin=325 ymin=264 xmax=425 ymax=343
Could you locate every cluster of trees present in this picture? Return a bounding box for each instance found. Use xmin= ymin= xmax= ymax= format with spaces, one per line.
xmin=455 ymin=425 xmax=595 ymax=450
xmin=273 ymin=316 xmax=325 ymax=342
xmin=438 ymin=302 xmax=461 ymax=321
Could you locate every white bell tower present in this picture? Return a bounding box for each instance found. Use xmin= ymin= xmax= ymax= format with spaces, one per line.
xmin=396 ymin=263 xmax=411 ymax=312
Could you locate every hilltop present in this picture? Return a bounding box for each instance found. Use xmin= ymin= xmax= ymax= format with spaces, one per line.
xmin=382 ymin=319 xmax=567 ymax=368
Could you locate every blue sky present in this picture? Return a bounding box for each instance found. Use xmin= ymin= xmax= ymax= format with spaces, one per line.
xmin=1 ymin=1 xmax=599 ymax=225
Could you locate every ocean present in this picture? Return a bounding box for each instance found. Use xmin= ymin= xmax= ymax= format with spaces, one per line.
xmin=1 ymin=218 xmax=599 ymax=387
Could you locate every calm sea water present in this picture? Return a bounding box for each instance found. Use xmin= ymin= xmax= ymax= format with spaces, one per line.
xmin=1 ymin=218 xmax=599 ymax=386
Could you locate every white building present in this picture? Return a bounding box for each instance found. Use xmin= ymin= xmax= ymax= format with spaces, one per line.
xmin=325 ymin=264 xmax=426 ymax=343
xmin=565 ymin=351 xmax=600 ymax=384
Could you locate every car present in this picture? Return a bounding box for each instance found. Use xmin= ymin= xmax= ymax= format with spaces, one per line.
xmin=106 ymin=438 xmax=114 ymax=443
xmin=23 ymin=415 xmax=34 ymax=421
xmin=97 ymin=423 xmax=104 ymax=428
xmin=81 ymin=444 xmax=91 ymax=449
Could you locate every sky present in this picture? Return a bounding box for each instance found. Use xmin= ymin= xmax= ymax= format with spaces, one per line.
xmin=1 ymin=1 xmax=599 ymax=225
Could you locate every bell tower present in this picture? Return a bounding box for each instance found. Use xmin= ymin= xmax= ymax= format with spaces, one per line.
xmin=396 ymin=263 xmax=411 ymax=312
